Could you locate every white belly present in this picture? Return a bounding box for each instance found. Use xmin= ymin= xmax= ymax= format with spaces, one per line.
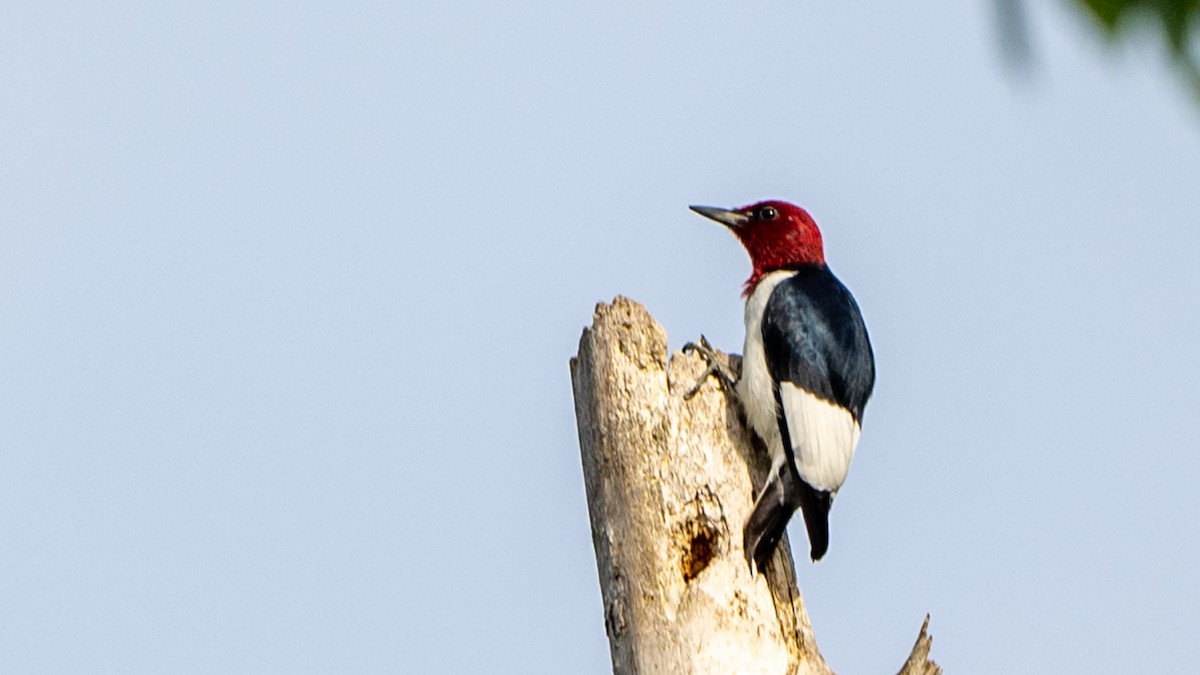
xmin=737 ymin=271 xmax=795 ymax=470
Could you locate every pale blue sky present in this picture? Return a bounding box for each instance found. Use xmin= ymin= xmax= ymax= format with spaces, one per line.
xmin=3 ymin=2 xmax=1199 ymax=673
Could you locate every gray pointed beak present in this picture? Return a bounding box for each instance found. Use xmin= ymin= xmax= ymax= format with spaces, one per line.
xmin=689 ymin=205 xmax=749 ymax=229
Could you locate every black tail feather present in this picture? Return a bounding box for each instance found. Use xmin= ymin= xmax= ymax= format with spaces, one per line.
xmin=744 ymin=467 xmax=800 ymax=572
xmin=795 ymin=481 xmax=833 ymax=562
xmin=744 ymin=467 xmax=834 ymax=570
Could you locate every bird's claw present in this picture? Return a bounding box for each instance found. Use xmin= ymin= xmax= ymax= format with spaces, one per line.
xmin=682 ymin=335 xmax=738 ymax=400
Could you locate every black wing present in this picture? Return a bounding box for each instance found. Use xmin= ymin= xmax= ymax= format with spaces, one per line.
xmin=761 ymin=265 xmax=875 ymax=423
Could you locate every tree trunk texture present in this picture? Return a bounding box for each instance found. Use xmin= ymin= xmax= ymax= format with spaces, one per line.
xmin=570 ymin=296 xmax=940 ymax=675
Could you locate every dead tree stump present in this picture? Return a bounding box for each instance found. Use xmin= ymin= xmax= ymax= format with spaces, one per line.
xmin=570 ymin=296 xmax=940 ymax=675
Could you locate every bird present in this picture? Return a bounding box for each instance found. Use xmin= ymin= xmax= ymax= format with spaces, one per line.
xmin=688 ymin=200 xmax=875 ymax=571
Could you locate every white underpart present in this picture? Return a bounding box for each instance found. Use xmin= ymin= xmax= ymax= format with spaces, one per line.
xmin=737 ymin=270 xmax=861 ymax=494
xmin=738 ymin=271 xmax=794 ymax=473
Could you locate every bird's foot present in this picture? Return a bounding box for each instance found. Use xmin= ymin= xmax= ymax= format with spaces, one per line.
xmin=682 ymin=335 xmax=738 ymax=400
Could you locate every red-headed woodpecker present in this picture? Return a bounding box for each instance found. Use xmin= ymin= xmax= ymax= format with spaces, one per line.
xmin=689 ymin=201 xmax=875 ymax=570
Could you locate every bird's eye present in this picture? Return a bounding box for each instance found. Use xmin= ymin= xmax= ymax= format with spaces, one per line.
xmin=757 ymin=206 xmax=778 ymax=221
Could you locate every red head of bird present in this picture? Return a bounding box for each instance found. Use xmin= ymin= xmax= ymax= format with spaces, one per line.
xmin=689 ymin=200 xmax=825 ymax=294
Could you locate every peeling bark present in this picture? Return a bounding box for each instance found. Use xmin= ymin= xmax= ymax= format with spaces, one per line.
xmin=570 ymin=297 xmax=940 ymax=675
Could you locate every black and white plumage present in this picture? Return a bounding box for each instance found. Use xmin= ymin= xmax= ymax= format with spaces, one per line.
xmin=690 ymin=201 xmax=875 ymax=570
xmin=741 ymin=266 xmax=874 ymax=567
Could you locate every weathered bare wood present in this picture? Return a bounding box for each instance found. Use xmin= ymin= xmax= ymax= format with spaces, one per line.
xmin=897 ymin=615 xmax=942 ymax=675
xmin=570 ymin=296 xmax=940 ymax=675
